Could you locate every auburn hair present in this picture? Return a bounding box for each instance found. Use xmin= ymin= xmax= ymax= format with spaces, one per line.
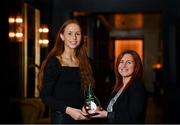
xmin=112 ymin=50 xmax=143 ymax=93
xmin=38 ymin=19 xmax=95 ymax=93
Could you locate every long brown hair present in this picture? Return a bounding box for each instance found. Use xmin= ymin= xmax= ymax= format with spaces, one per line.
xmin=112 ymin=50 xmax=143 ymax=93
xmin=38 ymin=19 xmax=95 ymax=93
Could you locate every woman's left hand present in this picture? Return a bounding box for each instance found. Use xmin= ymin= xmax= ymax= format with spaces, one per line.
xmin=90 ymin=109 xmax=108 ymax=118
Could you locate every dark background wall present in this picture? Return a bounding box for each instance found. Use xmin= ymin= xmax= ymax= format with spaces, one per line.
xmin=48 ymin=0 xmax=162 ymax=41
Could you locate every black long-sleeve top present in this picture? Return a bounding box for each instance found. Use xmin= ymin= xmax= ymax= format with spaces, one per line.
xmin=107 ymin=79 xmax=147 ymax=123
xmin=40 ymin=57 xmax=85 ymax=123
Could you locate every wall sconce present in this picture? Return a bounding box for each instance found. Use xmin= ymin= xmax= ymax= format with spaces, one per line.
xmin=39 ymin=25 xmax=49 ymax=47
xmin=153 ymin=63 xmax=162 ymax=70
xmin=8 ymin=15 xmax=23 ymax=42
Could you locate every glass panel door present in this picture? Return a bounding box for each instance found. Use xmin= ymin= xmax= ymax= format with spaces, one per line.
xmin=22 ymin=3 xmax=40 ymax=98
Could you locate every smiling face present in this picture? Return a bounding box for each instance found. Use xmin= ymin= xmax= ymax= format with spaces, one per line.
xmin=60 ymin=23 xmax=82 ymax=50
xmin=118 ymin=53 xmax=135 ymax=78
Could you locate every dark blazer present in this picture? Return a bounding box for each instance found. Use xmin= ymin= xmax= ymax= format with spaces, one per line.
xmin=107 ymin=79 xmax=147 ymax=123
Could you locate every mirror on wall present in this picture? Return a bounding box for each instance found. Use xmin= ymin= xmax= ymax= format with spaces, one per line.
xmin=23 ymin=3 xmax=41 ymax=98
xmin=9 ymin=3 xmax=41 ymax=98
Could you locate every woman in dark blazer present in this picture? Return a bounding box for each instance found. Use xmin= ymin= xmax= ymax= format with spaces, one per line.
xmin=91 ymin=50 xmax=147 ymax=123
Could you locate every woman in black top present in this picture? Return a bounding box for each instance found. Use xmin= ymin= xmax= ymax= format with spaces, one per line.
xmin=38 ymin=19 xmax=94 ymax=123
xmin=90 ymin=50 xmax=147 ymax=123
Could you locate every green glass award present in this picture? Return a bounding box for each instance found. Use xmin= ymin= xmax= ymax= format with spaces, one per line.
xmin=84 ymin=83 xmax=101 ymax=115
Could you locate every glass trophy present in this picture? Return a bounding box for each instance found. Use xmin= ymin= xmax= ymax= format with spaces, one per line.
xmin=84 ymin=83 xmax=101 ymax=116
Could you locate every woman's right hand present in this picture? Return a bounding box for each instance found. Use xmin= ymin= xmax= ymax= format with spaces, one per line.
xmin=65 ymin=107 xmax=89 ymax=120
xmin=82 ymin=106 xmax=87 ymax=114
